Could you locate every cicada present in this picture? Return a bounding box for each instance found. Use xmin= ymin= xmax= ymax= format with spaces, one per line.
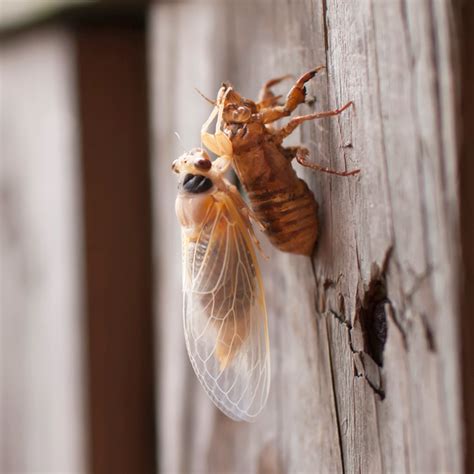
xmin=200 ymin=67 xmax=360 ymax=256
xmin=172 ymin=148 xmax=270 ymax=421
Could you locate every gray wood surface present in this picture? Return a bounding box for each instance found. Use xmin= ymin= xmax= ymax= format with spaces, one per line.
xmin=0 ymin=28 xmax=86 ymax=472
xmin=150 ymin=1 xmax=463 ymax=472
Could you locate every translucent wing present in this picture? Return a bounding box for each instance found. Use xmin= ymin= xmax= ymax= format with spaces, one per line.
xmin=182 ymin=193 xmax=270 ymax=422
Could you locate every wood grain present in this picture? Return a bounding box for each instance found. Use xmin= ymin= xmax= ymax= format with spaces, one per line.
xmin=150 ymin=1 xmax=464 ymax=472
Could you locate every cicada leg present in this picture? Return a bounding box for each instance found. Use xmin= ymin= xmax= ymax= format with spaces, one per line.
xmin=257 ymin=94 xmax=283 ymax=110
xmin=258 ymin=66 xmax=325 ymax=124
xmin=201 ymin=129 xmax=233 ymax=157
xmin=274 ymin=101 xmax=354 ymax=143
xmin=200 ymin=94 xmax=233 ymax=157
xmin=258 ymin=74 xmax=293 ymax=101
xmin=286 ymin=146 xmax=360 ymax=177
xmin=257 ymin=74 xmax=293 ymax=110
xmin=212 ymin=155 xmax=232 ymax=175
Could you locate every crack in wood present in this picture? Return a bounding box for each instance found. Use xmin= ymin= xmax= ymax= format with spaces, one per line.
xmin=325 ymin=316 xmax=346 ymax=474
xmin=420 ymin=311 xmax=436 ymax=352
xmin=316 ymin=241 xmax=393 ymax=398
xmin=329 ymin=309 xmax=352 ymax=329
xmin=325 ymin=306 xmax=386 ymax=400
xmin=321 ymin=0 xmax=329 ymax=60
xmin=427 ymin=0 xmax=449 ymax=198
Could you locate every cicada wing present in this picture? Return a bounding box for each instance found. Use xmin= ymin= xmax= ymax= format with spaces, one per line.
xmin=182 ymin=196 xmax=270 ymax=422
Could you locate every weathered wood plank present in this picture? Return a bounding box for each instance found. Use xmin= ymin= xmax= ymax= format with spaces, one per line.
xmin=150 ymin=1 xmax=464 ymax=472
xmin=0 ymin=27 xmax=86 ymax=472
xmin=0 ymin=8 xmax=155 ymax=472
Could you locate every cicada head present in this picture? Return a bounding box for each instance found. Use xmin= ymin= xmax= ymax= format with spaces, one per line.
xmin=172 ymin=148 xmax=216 ymax=195
xmin=217 ymin=83 xmax=257 ymax=124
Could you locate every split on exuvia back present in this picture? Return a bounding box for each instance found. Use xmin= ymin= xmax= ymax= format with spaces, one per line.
xmin=172 ymin=68 xmax=359 ymax=421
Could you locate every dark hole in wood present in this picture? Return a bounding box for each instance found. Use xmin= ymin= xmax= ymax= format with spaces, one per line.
xmin=358 ymin=277 xmax=389 ymax=367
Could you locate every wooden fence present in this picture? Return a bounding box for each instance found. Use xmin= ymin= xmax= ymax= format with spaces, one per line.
xmin=1 ymin=1 xmax=473 ymax=473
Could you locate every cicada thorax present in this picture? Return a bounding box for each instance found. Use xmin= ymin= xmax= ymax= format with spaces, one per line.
xmin=229 ymin=130 xmax=319 ymax=256
xmin=180 ymin=190 xmax=257 ymax=367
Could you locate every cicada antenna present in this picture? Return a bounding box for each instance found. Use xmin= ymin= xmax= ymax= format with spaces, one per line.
xmin=174 ymin=132 xmax=188 ymax=153
xmin=194 ymin=87 xmax=217 ymax=106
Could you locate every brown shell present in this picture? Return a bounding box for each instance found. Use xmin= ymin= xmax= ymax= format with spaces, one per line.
xmin=230 ymin=134 xmax=319 ymax=256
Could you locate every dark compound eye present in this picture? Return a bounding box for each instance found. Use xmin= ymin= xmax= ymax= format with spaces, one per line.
xmin=182 ymin=174 xmax=213 ymax=194
xmin=195 ymin=158 xmax=212 ymax=171
xmin=183 ymin=173 xmax=194 ymax=186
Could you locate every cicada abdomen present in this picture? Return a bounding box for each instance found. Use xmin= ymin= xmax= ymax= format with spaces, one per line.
xmin=231 ymin=139 xmax=319 ymax=255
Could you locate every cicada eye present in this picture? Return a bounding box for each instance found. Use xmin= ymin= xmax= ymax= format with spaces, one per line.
xmin=171 ymin=159 xmax=179 ymax=173
xmin=195 ymin=158 xmax=212 ymax=171
xmin=236 ymin=106 xmax=251 ymax=121
xmin=224 ymin=104 xmax=251 ymax=123
xmin=223 ymin=105 xmax=237 ymax=121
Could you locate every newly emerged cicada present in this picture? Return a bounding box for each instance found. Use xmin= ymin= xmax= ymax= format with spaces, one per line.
xmin=200 ymin=67 xmax=360 ymax=256
xmin=172 ymin=148 xmax=270 ymax=421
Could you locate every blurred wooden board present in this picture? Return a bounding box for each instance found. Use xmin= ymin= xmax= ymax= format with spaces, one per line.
xmin=150 ymin=1 xmax=464 ymax=472
xmin=0 ymin=7 xmax=155 ymax=473
xmin=0 ymin=27 xmax=86 ymax=473
xmin=76 ymin=22 xmax=156 ymax=474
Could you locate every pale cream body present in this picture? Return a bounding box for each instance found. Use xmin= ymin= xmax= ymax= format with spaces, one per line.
xmin=175 ymin=189 xmax=217 ymax=240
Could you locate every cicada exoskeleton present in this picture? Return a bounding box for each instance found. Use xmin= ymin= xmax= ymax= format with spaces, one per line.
xmin=201 ymin=67 xmax=359 ymax=256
